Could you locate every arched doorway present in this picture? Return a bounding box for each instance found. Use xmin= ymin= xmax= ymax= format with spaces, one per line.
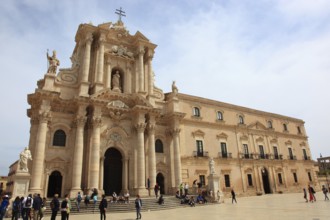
xmin=47 ymin=170 xmax=62 ymax=198
xmin=261 ymin=168 xmax=271 ymax=194
xmin=104 ymin=148 xmax=122 ymax=196
xmin=156 ymin=173 xmax=165 ymax=195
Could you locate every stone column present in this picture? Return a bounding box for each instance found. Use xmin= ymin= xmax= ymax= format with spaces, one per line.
xmin=125 ymin=65 xmax=132 ymax=93
xmin=88 ymin=116 xmax=102 ymax=190
xmin=105 ymin=60 xmax=111 ymax=89
xmin=70 ymin=115 xmax=87 ymax=194
xmin=135 ymin=123 xmax=147 ymax=194
xmin=122 ymin=158 xmax=128 ymax=191
xmin=99 ymin=157 xmax=104 ymax=193
xmin=138 ymin=47 xmax=145 ymax=92
xmin=30 ymin=111 xmax=51 ymax=194
xmin=148 ymin=122 xmax=156 ymax=189
xmin=95 ymin=34 xmax=106 ymax=92
xmin=172 ymin=128 xmax=182 ymax=188
xmin=147 ymin=52 xmax=154 ymax=95
xmin=79 ymin=33 xmax=93 ymax=96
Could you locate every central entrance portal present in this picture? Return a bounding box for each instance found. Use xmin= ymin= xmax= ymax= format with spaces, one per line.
xmin=261 ymin=167 xmax=271 ymax=194
xmin=104 ymin=148 xmax=122 ymax=196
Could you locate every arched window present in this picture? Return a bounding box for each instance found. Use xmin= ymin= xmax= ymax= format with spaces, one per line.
xmin=267 ymin=121 xmax=273 ymax=129
xmin=239 ymin=115 xmax=244 ymax=124
xmin=155 ymin=139 xmax=164 ymax=153
xmin=53 ymin=130 xmax=66 ymax=147
xmin=193 ymin=107 xmax=200 ymax=117
xmin=217 ymin=111 xmax=223 ymax=120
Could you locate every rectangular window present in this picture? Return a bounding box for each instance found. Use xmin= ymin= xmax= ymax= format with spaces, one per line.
xmin=259 ymin=145 xmax=265 ymax=159
xmin=199 ymin=175 xmax=205 ymax=186
xmin=196 ymin=140 xmax=203 ymax=157
xmin=247 ymin=174 xmax=253 ymax=186
xmin=308 ymin=172 xmax=312 ymax=182
xmin=221 ymin=142 xmax=227 ymax=158
xmin=224 ymin=174 xmax=230 ymax=187
xmin=217 ymin=111 xmax=223 ymax=120
xmin=243 ymin=144 xmax=249 ymax=158
xmin=288 ymin=148 xmax=294 ymax=160
xmin=283 ymin=123 xmax=288 ymax=131
xmin=303 ymin=149 xmax=308 ymax=160
xmin=297 ymin=126 xmax=301 ymax=134
xmin=273 ymin=146 xmax=279 ymax=159
xmin=293 ymin=173 xmax=298 ymax=183
xmin=278 ymin=173 xmax=283 ymax=184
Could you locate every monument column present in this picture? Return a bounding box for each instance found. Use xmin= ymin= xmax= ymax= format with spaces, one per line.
xmin=172 ymin=128 xmax=182 ymax=188
xmin=135 ymin=122 xmax=147 ymax=195
xmin=138 ymin=47 xmax=145 ymax=92
xmin=148 ymin=119 xmax=156 ymax=189
xmin=30 ymin=110 xmax=51 ymax=194
xmin=70 ymin=115 xmax=87 ymax=195
xmin=95 ymin=34 xmax=106 ymax=92
xmin=88 ymin=116 xmax=102 ymax=190
xmin=79 ymin=33 xmax=93 ymax=96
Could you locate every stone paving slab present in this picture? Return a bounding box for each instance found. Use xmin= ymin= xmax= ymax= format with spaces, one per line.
xmin=39 ymin=193 xmax=330 ymax=220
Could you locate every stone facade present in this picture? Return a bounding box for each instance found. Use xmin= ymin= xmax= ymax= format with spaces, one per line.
xmin=22 ymin=20 xmax=318 ymax=198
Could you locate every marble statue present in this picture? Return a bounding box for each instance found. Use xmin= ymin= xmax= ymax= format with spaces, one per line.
xmin=19 ymin=147 xmax=32 ymax=172
xmin=112 ymin=70 xmax=121 ymax=92
xmin=209 ymin=157 xmax=215 ymax=175
xmin=47 ymin=50 xmax=60 ymax=73
xmin=172 ymin=81 xmax=178 ymax=95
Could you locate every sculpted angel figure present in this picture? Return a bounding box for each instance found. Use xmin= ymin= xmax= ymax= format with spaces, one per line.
xmin=172 ymin=81 xmax=178 ymax=95
xmin=47 ymin=50 xmax=60 ymax=73
xmin=19 ymin=147 xmax=33 ymax=172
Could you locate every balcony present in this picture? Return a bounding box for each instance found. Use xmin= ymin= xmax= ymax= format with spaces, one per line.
xmin=193 ymin=151 xmax=209 ymax=157
xmin=303 ymin=156 xmax=311 ymax=160
xmin=239 ymin=153 xmax=255 ymax=159
xmin=218 ymin=152 xmax=232 ymax=159
xmin=288 ymin=155 xmax=297 ymax=160
xmin=274 ymin=154 xmax=283 ymax=160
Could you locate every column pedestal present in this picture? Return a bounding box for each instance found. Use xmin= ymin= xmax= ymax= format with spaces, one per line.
xmin=12 ymin=171 xmax=31 ymax=198
xmin=207 ymin=174 xmax=224 ymax=203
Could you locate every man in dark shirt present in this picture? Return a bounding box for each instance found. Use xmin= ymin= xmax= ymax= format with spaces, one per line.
xmin=32 ymin=194 xmax=42 ymax=220
xmin=50 ymin=194 xmax=60 ymax=220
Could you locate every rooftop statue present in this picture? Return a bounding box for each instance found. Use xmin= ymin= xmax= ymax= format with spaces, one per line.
xmin=47 ymin=50 xmax=60 ymax=74
xmin=172 ymin=81 xmax=178 ymax=95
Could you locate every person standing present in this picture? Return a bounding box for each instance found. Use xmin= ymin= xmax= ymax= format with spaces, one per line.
xmin=303 ymin=188 xmax=308 ymax=202
xmin=322 ymin=185 xmax=329 ymax=201
xmin=0 ymin=195 xmax=9 ymax=220
xmin=154 ymin=184 xmax=159 ymax=199
xmin=147 ymin=178 xmax=151 ymax=196
xmin=39 ymin=197 xmax=47 ymax=220
xmin=50 ymin=194 xmax=60 ymax=220
xmin=60 ymin=196 xmax=68 ymax=220
xmin=308 ymin=184 xmax=316 ymax=202
xmin=99 ymin=195 xmax=108 ymax=220
xmin=22 ymin=194 xmax=33 ymax=220
xmin=135 ymin=195 xmax=142 ymax=220
xmin=12 ymin=196 xmax=21 ymax=220
xmin=217 ymin=190 xmax=221 ymax=203
xmin=184 ymin=183 xmax=189 ymax=196
xmin=231 ymin=188 xmax=237 ymax=204
xmin=76 ymin=192 xmax=82 ymax=212
xmin=32 ymin=194 xmax=42 ymax=220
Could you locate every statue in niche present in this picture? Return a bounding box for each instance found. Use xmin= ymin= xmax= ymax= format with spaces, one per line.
xmin=19 ymin=147 xmax=33 ymax=172
xmin=47 ymin=50 xmax=60 ymax=73
xmin=209 ymin=157 xmax=215 ymax=175
xmin=172 ymin=81 xmax=178 ymax=95
xmin=112 ymin=70 xmax=122 ymax=92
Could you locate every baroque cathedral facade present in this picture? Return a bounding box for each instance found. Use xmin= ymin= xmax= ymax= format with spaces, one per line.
xmin=23 ymin=20 xmax=317 ymax=198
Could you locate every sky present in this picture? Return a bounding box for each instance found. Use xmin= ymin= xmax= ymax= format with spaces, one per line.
xmin=1 ymin=0 xmax=330 ymax=176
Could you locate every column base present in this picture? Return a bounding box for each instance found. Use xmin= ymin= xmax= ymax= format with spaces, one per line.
xmin=29 ymin=188 xmax=43 ymax=196
xmin=69 ymin=188 xmax=82 ymax=199
xmin=134 ymin=187 xmax=149 ymax=197
xmin=78 ymin=82 xmax=90 ymax=97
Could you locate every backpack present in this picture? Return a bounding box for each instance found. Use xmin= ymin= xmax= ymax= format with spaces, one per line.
xmin=50 ymin=200 xmax=55 ymax=209
xmin=77 ymin=194 xmax=82 ymax=202
xmin=25 ymin=197 xmax=32 ymax=207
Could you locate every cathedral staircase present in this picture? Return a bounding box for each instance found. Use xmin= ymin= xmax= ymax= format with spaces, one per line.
xmin=43 ymin=195 xmax=214 ymax=216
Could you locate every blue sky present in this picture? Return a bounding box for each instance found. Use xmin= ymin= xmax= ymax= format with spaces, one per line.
xmin=1 ymin=0 xmax=330 ymax=175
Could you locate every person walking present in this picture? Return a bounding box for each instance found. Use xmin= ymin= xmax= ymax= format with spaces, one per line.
xmin=11 ymin=196 xmax=21 ymax=220
xmin=76 ymin=192 xmax=82 ymax=212
xmin=22 ymin=194 xmax=33 ymax=220
xmin=135 ymin=195 xmax=142 ymax=219
xmin=154 ymin=184 xmax=159 ymax=199
xmin=60 ymin=196 xmax=68 ymax=220
xmin=322 ymin=185 xmax=329 ymax=201
xmin=303 ymin=188 xmax=308 ymax=202
xmin=50 ymin=194 xmax=60 ymax=220
xmin=99 ymin=195 xmax=108 ymax=220
xmin=32 ymin=194 xmax=42 ymax=220
xmin=231 ymin=188 xmax=237 ymax=204
xmin=0 ymin=195 xmax=9 ymax=220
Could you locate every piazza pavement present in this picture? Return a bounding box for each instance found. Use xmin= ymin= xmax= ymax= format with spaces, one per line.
xmin=40 ymin=192 xmax=330 ymax=220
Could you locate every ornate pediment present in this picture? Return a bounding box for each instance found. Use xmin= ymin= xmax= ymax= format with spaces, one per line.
xmin=192 ymin=129 xmax=205 ymax=138
xmin=240 ymin=134 xmax=249 ymax=141
xmin=46 ymin=156 xmax=66 ymax=163
xmin=285 ymin=140 xmax=292 ymax=145
xmin=216 ymin=132 xmax=228 ymax=140
xmin=107 ymin=100 xmax=129 ymax=109
xmin=247 ymin=121 xmax=267 ymax=130
xmin=256 ymin=136 xmax=264 ymax=143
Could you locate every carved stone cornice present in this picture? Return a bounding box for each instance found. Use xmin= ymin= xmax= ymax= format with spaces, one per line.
xmin=135 ymin=123 xmax=146 ymax=133
xmin=73 ymin=116 xmax=87 ymax=128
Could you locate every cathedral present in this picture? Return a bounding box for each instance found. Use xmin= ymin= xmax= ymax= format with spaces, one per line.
xmin=12 ymin=18 xmax=318 ymax=198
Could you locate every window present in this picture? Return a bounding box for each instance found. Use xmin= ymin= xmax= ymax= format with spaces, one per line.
xmin=297 ymin=126 xmax=301 ymax=134
xmin=247 ymin=174 xmax=253 ymax=186
xmin=259 ymin=145 xmax=265 ymax=159
xmin=303 ymin=149 xmax=308 ymax=160
xmin=217 ymin=111 xmax=223 ymax=120
xmin=224 ymin=174 xmax=231 ymax=187
xmin=267 ymin=121 xmax=273 ymax=129
xmin=193 ymin=107 xmax=200 ymax=117
xmin=288 ymin=147 xmax=294 ymax=160
xmin=155 ymin=139 xmax=164 ymax=153
xmin=196 ymin=140 xmax=204 ymax=157
xmin=308 ymin=172 xmax=312 ymax=182
xmin=293 ymin=173 xmax=298 ymax=183
xmin=199 ymin=175 xmax=205 ymax=186
xmin=53 ymin=129 xmax=66 ymax=146
xmin=221 ymin=142 xmax=227 ymax=158
xmin=239 ymin=115 xmax=244 ymax=124
xmin=243 ymin=144 xmax=249 ymax=158
xmin=273 ymin=146 xmax=279 ymax=159
xmin=278 ymin=173 xmax=283 ymax=184
xmin=283 ymin=123 xmax=288 ymax=131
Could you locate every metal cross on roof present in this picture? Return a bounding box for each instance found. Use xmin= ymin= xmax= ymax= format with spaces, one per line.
xmin=115 ymin=7 xmax=126 ymax=22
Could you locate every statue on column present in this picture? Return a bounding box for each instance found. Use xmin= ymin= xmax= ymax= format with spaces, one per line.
xmin=112 ymin=70 xmax=122 ymax=92
xmin=172 ymin=81 xmax=178 ymax=95
xmin=209 ymin=157 xmax=215 ymax=175
xmin=19 ymin=147 xmax=33 ymax=172
xmin=47 ymin=50 xmax=60 ymax=73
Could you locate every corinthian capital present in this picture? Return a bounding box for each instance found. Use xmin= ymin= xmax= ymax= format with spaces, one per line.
xmin=74 ymin=116 xmax=87 ymax=128
xmin=39 ymin=111 xmax=52 ymax=123
xmin=135 ymin=123 xmax=146 ymax=133
xmin=85 ymin=32 xmax=93 ymax=44
xmin=148 ymin=124 xmax=155 ymax=135
xmin=92 ymin=116 xmax=102 ymax=127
